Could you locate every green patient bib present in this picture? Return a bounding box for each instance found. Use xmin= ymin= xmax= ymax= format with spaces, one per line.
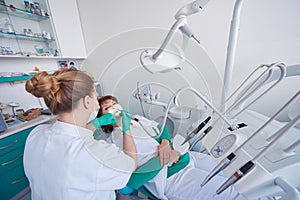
xmin=127 ymin=157 xmax=163 ymax=189
xmin=167 ymin=152 xmax=190 ymax=178
xmin=127 ymin=153 xmax=190 ymax=190
xmin=127 ymin=123 xmax=190 ymax=190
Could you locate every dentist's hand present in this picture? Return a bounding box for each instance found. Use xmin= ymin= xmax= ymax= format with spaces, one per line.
xmin=120 ymin=110 xmax=131 ymax=134
xmin=120 ymin=110 xmax=137 ymax=169
xmin=92 ymin=113 xmax=119 ymax=128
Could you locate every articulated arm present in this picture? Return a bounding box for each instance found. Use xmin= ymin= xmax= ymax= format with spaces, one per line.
xmin=175 ymin=0 xmax=210 ymax=19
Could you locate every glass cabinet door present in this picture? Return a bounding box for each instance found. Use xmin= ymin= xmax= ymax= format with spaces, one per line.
xmin=0 ymin=0 xmax=60 ymax=57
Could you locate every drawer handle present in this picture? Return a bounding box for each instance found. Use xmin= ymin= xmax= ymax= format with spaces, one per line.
xmin=11 ymin=176 xmax=26 ymax=185
xmin=2 ymin=154 xmax=23 ymax=166
xmin=0 ymin=140 xmax=18 ymax=150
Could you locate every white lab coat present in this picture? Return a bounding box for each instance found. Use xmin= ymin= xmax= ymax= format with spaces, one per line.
xmin=23 ymin=120 xmax=135 ymax=200
xmin=111 ymin=116 xmax=246 ymax=200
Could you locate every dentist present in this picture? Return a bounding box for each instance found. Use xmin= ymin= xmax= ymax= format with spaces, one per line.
xmin=23 ymin=69 xmax=137 ymax=200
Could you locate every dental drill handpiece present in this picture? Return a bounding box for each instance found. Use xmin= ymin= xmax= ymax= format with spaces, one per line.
xmin=111 ymin=106 xmax=139 ymax=122
xmin=216 ymin=161 xmax=255 ymax=195
xmin=123 ymin=112 xmax=139 ymax=122
xmin=181 ymin=116 xmax=211 ymax=145
xmin=120 ymin=110 xmax=159 ymax=138
xmin=201 ymin=91 xmax=300 ymax=187
xmin=201 ymin=152 xmax=236 ymax=187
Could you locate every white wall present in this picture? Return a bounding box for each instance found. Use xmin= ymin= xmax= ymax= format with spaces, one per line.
xmin=77 ymin=0 xmax=300 ymax=119
xmin=77 ymin=0 xmax=300 ymax=83
xmin=0 ymin=58 xmax=58 ymax=115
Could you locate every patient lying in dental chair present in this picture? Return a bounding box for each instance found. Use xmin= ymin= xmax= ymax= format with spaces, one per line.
xmin=96 ymin=95 xmax=273 ymax=200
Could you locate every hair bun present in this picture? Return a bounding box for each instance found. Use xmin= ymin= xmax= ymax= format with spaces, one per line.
xmin=25 ymin=71 xmax=58 ymax=98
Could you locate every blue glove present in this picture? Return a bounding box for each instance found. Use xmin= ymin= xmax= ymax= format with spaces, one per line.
xmin=120 ymin=110 xmax=131 ymax=134
xmin=92 ymin=113 xmax=119 ymax=128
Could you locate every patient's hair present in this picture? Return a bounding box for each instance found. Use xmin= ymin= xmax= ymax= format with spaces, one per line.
xmin=97 ymin=95 xmax=119 ymax=133
xmin=25 ymin=69 xmax=94 ymax=115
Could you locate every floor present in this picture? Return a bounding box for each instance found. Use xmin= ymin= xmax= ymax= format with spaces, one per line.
xmin=14 ymin=188 xmax=146 ymax=200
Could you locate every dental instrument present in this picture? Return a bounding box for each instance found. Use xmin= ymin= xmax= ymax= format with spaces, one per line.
xmin=216 ymin=113 xmax=300 ymax=195
xmin=108 ymin=105 xmax=161 ymax=139
xmin=200 ymin=91 xmax=300 ymax=187
xmin=189 ymin=126 xmax=213 ymax=150
xmin=181 ymin=116 xmax=211 ymax=145
xmin=137 ymin=82 xmax=147 ymax=117
xmin=134 ymin=83 xmax=170 ymax=110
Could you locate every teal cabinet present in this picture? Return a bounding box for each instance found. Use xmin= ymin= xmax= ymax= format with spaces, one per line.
xmin=0 ymin=164 xmax=29 ymax=200
xmin=0 ymin=127 xmax=34 ymax=156
xmin=0 ymin=127 xmax=34 ymax=200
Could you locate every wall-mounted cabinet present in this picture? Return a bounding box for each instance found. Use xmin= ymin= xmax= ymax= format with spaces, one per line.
xmin=0 ymin=0 xmax=87 ymax=59
xmin=0 ymin=0 xmax=60 ymax=58
xmin=48 ymin=0 xmax=87 ymax=58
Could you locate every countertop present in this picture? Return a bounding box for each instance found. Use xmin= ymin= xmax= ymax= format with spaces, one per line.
xmin=0 ymin=115 xmax=57 ymax=139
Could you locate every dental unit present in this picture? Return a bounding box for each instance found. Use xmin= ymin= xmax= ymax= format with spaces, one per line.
xmin=216 ymin=112 xmax=300 ymax=195
xmin=221 ymin=62 xmax=286 ymax=118
xmin=132 ymin=0 xmax=300 ymax=198
xmin=200 ymin=91 xmax=300 ymax=187
xmin=180 ymin=62 xmax=286 ymax=147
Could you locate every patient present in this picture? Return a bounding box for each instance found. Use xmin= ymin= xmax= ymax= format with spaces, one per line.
xmin=97 ymin=95 xmax=246 ymax=200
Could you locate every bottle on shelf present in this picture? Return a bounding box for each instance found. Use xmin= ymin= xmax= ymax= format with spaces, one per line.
xmin=27 ymin=28 xmax=33 ymax=36
xmin=4 ymin=19 xmax=14 ymax=33
xmin=40 ymin=8 xmax=45 ymax=16
xmin=30 ymin=3 xmax=35 ymax=14
xmin=24 ymin=1 xmax=30 ymax=13
xmin=34 ymin=2 xmax=41 ymax=15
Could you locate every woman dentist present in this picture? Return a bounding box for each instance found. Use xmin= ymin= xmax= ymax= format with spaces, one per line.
xmin=23 ymin=69 xmax=137 ymax=200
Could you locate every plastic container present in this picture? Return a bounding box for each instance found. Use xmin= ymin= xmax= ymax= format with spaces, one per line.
xmin=4 ymin=19 xmax=14 ymax=33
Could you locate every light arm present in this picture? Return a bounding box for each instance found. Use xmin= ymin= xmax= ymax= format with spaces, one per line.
xmin=152 ymin=0 xmax=211 ymax=61
xmin=175 ymin=0 xmax=210 ymax=19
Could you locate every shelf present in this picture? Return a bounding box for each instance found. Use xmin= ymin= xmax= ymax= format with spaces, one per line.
xmin=0 ymin=75 xmax=33 ymax=82
xmin=0 ymin=54 xmax=57 ymax=58
xmin=0 ymin=31 xmax=55 ymax=42
xmin=0 ymin=70 xmax=87 ymax=82
xmin=0 ymin=4 xmax=50 ymax=22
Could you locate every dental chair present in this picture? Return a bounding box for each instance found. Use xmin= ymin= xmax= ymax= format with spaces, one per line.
xmin=116 ymin=123 xmax=190 ymax=200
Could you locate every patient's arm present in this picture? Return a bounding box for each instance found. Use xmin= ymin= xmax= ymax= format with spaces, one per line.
xmin=156 ymin=139 xmax=172 ymax=165
xmin=169 ymin=150 xmax=180 ymax=164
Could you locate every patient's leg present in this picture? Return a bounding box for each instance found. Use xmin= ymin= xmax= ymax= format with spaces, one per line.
xmin=165 ymin=163 xmax=246 ymax=200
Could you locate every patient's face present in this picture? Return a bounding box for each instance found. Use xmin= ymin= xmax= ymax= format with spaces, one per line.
xmin=101 ymin=99 xmax=118 ymax=115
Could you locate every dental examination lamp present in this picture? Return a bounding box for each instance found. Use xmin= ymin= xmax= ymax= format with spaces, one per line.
xmin=139 ymin=0 xmax=245 ymax=104
xmin=139 ymin=0 xmax=209 ymax=74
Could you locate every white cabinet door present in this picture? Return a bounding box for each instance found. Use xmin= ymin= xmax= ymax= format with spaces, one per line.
xmin=48 ymin=0 xmax=87 ymax=58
